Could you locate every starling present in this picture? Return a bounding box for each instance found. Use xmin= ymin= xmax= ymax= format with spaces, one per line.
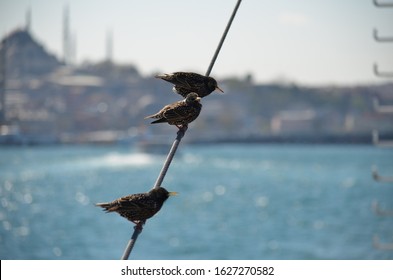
xmin=144 ymin=92 xmax=202 ymax=128
xmin=96 ymin=187 xmax=177 ymax=224
xmin=155 ymin=72 xmax=224 ymax=98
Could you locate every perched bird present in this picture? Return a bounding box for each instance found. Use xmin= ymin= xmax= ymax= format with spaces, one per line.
xmin=144 ymin=92 xmax=202 ymax=128
xmin=96 ymin=187 xmax=177 ymax=224
xmin=155 ymin=72 xmax=224 ymax=98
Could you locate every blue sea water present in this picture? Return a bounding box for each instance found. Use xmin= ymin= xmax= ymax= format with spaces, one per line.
xmin=0 ymin=143 xmax=392 ymax=260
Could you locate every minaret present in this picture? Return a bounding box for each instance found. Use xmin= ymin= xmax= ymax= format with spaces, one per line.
xmin=63 ymin=5 xmax=71 ymax=65
xmin=25 ymin=7 xmax=32 ymax=32
xmin=106 ymin=29 xmax=113 ymax=62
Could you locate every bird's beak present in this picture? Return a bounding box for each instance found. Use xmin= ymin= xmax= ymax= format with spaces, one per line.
xmin=196 ymin=97 xmax=201 ymax=102
xmin=215 ymin=86 xmax=224 ymax=93
xmin=168 ymin=192 xmax=178 ymax=196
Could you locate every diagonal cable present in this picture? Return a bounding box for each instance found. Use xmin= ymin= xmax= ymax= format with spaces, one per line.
xmin=121 ymin=0 xmax=243 ymax=260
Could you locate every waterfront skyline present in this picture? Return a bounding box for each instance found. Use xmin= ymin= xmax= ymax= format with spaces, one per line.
xmin=1 ymin=0 xmax=393 ymax=85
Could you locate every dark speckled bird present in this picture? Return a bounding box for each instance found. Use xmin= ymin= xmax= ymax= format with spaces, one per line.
xmin=144 ymin=92 xmax=202 ymax=128
xmin=155 ymin=72 xmax=224 ymax=98
xmin=96 ymin=187 xmax=177 ymax=224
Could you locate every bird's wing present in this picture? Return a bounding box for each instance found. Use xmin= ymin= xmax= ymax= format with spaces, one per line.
xmin=163 ymin=105 xmax=189 ymax=121
xmin=155 ymin=73 xmax=193 ymax=89
xmin=165 ymin=105 xmax=199 ymax=122
xmin=116 ymin=194 xmax=151 ymax=210
xmin=172 ymin=75 xmax=195 ymax=90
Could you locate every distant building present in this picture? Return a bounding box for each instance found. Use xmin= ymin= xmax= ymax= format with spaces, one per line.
xmin=271 ymin=109 xmax=316 ymax=134
xmin=0 ymin=28 xmax=392 ymax=144
xmin=0 ymin=29 xmax=62 ymax=78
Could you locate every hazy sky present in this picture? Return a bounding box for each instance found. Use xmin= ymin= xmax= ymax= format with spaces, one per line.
xmin=1 ymin=0 xmax=393 ymax=85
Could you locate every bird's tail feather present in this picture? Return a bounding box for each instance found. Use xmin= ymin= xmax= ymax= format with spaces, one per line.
xmin=96 ymin=202 xmax=115 ymax=212
xmin=155 ymin=73 xmax=171 ymax=81
xmin=151 ymin=118 xmax=166 ymax=124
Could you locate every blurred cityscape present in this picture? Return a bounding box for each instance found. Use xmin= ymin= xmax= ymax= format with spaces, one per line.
xmin=0 ymin=27 xmax=393 ymax=145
